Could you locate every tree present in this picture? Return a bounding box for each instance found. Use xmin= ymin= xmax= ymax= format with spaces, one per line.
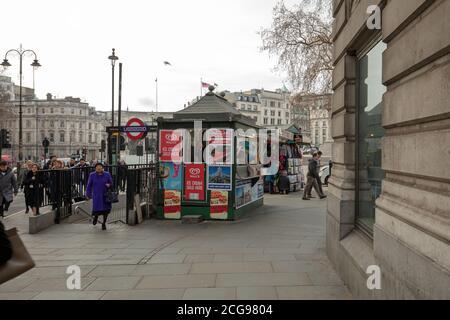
xmin=260 ymin=0 xmax=333 ymax=94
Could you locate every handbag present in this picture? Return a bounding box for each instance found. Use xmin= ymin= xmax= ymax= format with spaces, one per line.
xmin=0 ymin=228 xmax=35 ymax=284
xmin=106 ymin=189 xmax=119 ymax=204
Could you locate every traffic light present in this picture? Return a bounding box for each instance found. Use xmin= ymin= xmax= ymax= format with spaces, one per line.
xmin=100 ymin=139 xmax=106 ymax=152
xmin=1 ymin=129 xmax=11 ymax=148
xmin=120 ymin=135 xmax=126 ymax=151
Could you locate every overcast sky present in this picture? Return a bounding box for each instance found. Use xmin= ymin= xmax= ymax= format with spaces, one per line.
xmin=1 ymin=0 xmax=298 ymax=112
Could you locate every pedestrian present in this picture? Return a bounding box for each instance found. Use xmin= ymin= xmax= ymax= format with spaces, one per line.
xmin=118 ymin=160 xmax=127 ymax=192
xmin=278 ymin=170 xmax=290 ymax=195
xmin=21 ymin=161 xmax=34 ymax=214
xmin=0 ymin=220 xmax=12 ymax=264
xmin=43 ymin=155 xmax=57 ymax=170
xmin=0 ymin=160 xmax=19 ymax=218
xmin=85 ymin=163 xmax=113 ymax=231
xmin=303 ymin=153 xmax=327 ymax=200
xmin=23 ymin=163 xmax=46 ymax=216
xmin=308 ymin=151 xmax=324 ymax=198
xmin=68 ymin=158 xmax=77 ymax=168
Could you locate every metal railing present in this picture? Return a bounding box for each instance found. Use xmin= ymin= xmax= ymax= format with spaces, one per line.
xmin=30 ymin=164 xmax=155 ymax=224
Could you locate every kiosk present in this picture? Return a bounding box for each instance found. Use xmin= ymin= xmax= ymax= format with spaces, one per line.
xmin=156 ymin=87 xmax=264 ymax=220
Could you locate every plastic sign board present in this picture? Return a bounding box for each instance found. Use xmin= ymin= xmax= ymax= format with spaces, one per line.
xmin=124 ymin=118 xmax=147 ymax=141
xmin=159 ymin=130 xmax=183 ymax=162
xmin=184 ymin=164 xmax=205 ymax=201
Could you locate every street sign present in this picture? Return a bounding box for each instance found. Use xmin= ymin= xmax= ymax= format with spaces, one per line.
xmin=123 ymin=118 xmax=147 ymax=141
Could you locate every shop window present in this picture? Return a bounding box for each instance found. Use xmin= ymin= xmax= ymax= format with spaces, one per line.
xmin=356 ymin=40 xmax=387 ymax=235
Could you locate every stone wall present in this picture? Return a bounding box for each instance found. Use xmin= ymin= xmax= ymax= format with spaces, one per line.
xmin=327 ymin=0 xmax=450 ymax=299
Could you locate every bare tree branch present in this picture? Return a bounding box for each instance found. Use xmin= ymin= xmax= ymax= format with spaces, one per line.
xmin=260 ymin=0 xmax=333 ymax=95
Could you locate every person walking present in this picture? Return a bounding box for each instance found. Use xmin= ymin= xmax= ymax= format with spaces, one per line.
xmin=117 ymin=160 xmax=127 ymax=192
xmin=23 ymin=164 xmax=46 ymax=216
xmin=85 ymin=163 xmax=113 ymax=231
xmin=0 ymin=161 xmax=19 ymax=218
xmin=308 ymin=151 xmax=324 ymax=198
xmin=43 ymin=155 xmax=57 ymax=170
xmin=20 ymin=161 xmax=34 ymax=214
xmin=303 ymin=153 xmax=327 ymax=200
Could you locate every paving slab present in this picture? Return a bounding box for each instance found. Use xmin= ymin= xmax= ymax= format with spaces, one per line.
xmin=132 ymin=264 xmax=191 ymax=276
xmin=101 ymin=289 xmax=186 ymax=300
xmin=190 ymin=262 xmax=273 ymax=274
xmin=32 ymin=291 xmax=106 ymax=300
xmin=136 ymin=275 xmax=216 ymax=289
xmin=276 ymin=286 xmax=352 ymax=300
xmin=216 ymin=272 xmax=312 ymax=287
xmin=236 ymin=287 xmax=279 ymax=300
xmin=85 ymin=277 xmax=142 ymax=291
xmin=183 ymin=288 xmax=236 ymax=300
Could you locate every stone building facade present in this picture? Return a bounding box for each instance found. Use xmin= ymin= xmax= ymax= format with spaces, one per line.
xmin=291 ymin=94 xmax=333 ymax=149
xmin=0 ymin=94 xmax=109 ymax=161
xmin=327 ymin=0 xmax=450 ymax=299
xmin=222 ymin=88 xmax=292 ymax=128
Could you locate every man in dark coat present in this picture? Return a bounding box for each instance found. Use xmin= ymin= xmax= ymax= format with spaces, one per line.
xmin=0 ymin=161 xmax=18 ymax=218
xmin=303 ymin=153 xmax=326 ymax=200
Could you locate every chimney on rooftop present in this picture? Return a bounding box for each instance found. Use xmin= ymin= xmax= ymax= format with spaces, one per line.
xmin=46 ymin=93 xmax=52 ymax=101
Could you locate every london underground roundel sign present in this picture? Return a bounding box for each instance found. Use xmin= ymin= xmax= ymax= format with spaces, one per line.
xmin=125 ymin=118 xmax=146 ymax=141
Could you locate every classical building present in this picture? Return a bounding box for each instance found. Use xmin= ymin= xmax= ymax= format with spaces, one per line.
xmin=105 ymin=110 xmax=173 ymax=127
xmin=0 ymin=93 xmax=109 ymax=161
xmin=328 ymin=0 xmax=450 ymax=299
xmin=222 ymin=88 xmax=292 ymax=128
xmin=291 ymin=94 xmax=333 ymax=149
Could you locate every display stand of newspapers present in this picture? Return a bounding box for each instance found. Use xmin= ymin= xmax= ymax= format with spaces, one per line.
xmin=287 ymin=158 xmax=304 ymax=192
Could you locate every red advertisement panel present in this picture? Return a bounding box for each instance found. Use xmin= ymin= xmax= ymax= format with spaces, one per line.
xmin=184 ymin=164 xmax=205 ymax=201
xmin=159 ymin=130 xmax=183 ymax=162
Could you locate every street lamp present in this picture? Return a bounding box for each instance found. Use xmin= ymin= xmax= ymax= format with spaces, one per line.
xmin=1 ymin=45 xmax=41 ymax=167
xmin=108 ymin=48 xmax=118 ymax=165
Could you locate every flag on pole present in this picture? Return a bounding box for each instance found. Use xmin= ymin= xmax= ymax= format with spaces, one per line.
xmin=201 ymin=81 xmax=211 ymax=88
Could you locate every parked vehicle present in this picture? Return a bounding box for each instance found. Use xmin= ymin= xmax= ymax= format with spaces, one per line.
xmin=320 ymin=165 xmax=330 ymax=185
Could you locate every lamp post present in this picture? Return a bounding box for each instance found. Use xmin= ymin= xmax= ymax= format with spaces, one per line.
xmin=1 ymin=45 xmax=41 ymax=168
xmin=108 ymin=48 xmax=119 ymax=165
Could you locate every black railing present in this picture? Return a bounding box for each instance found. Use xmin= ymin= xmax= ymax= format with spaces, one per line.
xmin=126 ymin=166 xmax=157 ymax=224
xmin=33 ymin=164 xmax=155 ymax=223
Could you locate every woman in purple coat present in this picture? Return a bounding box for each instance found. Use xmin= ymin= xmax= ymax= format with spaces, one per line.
xmin=85 ymin=163 xmax=113 ymax=230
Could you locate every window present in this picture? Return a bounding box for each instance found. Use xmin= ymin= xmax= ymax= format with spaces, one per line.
xmin=278 ymin=102 xmax=281 ymax=108
xmin=49 ymin=133 xmax=55 ymax=142
xmin=323 ymin=121 xmax=327 ymax=127
xmin=315 ymin=129 xmax=319 ymax=144
xmin=27 ymin=108 xmax=31 ymax=113
xmin=264 ymin=110 xmax=268 ymax=116
xmin=88 ymin=134 xmax=92 ymax=143
xmin=50 ymin=108 xmax=53 ymax=114
xmin=356 ymin=40 xmax=387 ymax=234
xmin=80 ymin=109 xmax=82 ymax=115
xmin=278 ymin=111 xmax=281 ymax=117
xmin=270 ymin=110 xmax=275 ymax=117
xmin=61 ymin=108 xmax=64 ymax=114
xmin=94 ymin=134 xmax=98 ymax=143
xmin=89 ymin=123 xmax=92 ymax=130
xmin=270 ymin=101 xmax=275 ymax=108
xmin=286 ymin=112 xmax=290 ymax=118
xmin=26 ymin=132 xmax=31 ymax=143
xmin=264 ymin=100 xmax=267 ymax=107
xmin=26 ymin=120 xmax=31 ymax=128
xmin=41 ymin=132 xmax=45 ymax=141
xmin=270 ymin=118 xmax=275 ymax=125
xmin=60 ymin=132 xmax=65 ymax=143
xmin=50 ymin=120 xmax=55 ymax=128
xmin=247 ymin=105 xmax=252 ymax=111
xmin=60 ymin=121 xmax=65 ymax=128
xmin=79 ymin=123 xmax=82 ymax=129
xmin=79 ymin=133 xmax=83 ymax=143
xmin=71 ymin=109 xmax=74 ymax=114
xmin=277 ymin=119 xmax=282 ymax=125
xmin=323 ymin=128 xmax=327 ymax=140
xmin=263 ymin=118 xmax=268 ymax=125
xmin=253 ymin=105 xmax=257 ymax=111
xmin=42 ymin=108 xmax=45 ymax=114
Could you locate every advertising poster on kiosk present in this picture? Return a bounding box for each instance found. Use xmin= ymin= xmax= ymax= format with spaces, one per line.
xmin=164 ymin=190 xmax=181 ymax=219
xmin=207 ymin=166 xmax=232 ymax=191
xmin=205 ymin=129 xmax=233 ymax=164
xmin=184 ymin=164 xmax=205 ymax=201
xmin=159 ymin=130 xmax=183 ymax=162
xmin=210 ymin=191 xmax=228 ymax=220
xmin=160 ymin=162 xmax=183 ymax=190
xmin=235 ymin=178 xmax=264 ymax=209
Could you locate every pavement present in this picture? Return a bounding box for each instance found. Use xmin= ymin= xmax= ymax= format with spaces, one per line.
xmin=0 ymin=190 xmax=352 ymax=300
